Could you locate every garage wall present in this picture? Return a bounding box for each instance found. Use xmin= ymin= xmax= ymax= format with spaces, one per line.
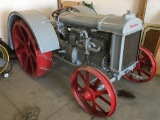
xmin=0 ymin=0 xmax=57 ymax=43
xmin=62 ymin=0 xmax=160 ymax=24
xmin=145 ymin=0 xmax=160 ymax=24
xmin=62 ymin=0 xmax=140 ymax=15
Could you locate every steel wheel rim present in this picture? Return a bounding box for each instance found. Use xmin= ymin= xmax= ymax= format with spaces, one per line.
xmin=71 ymin=66 xmax=117 ymax=118
xmin=0 ymin=45 xmax=9 ymax=73
xmin=12 ymin=19 xmax=52 ymax=77
xmin=123 ymin=46 xmax=156 ymax=83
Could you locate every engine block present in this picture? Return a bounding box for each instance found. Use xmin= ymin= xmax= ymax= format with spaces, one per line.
xmin=56 ymin=10 xmax=142 ymax=72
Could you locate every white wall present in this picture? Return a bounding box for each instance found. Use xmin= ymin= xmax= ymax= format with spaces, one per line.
xmin=145 ymin=0 xmax=160 ymax=24
xmin=62 ymin=0 xmax=140 ymax=15
xmin=0 ymin=0 xmax=57 ymax=43
xmin=63 ymin=0 xmax=160 ymax=24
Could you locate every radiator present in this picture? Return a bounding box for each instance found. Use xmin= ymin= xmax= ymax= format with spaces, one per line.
xmin=110 ymin=31 xmax=141 ymax=72
xmin=122 ymin=31 xmax=141 ymax=70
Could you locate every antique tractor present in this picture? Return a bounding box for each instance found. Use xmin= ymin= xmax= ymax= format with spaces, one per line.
xmin=7 ymin=6 xmax=156 ymax=118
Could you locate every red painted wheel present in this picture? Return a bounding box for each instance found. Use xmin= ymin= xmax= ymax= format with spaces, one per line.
xmin=12 ymin=19 xmax=52 ymax=77
xmin=71 ymin=66 xmax=117 ymax=118
xmin=123 ymin=46 xmax=156 ymax=83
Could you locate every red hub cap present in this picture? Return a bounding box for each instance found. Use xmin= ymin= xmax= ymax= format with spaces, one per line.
xmin=12 ymin=19 xmax=52 ymax=77
xmin=123 ymin=46 xmax=156 ymax=83
xmin=83 ymin=87 xmax=95 ymax=100
xmin=71 ymin=67 xmax=117 ymax=118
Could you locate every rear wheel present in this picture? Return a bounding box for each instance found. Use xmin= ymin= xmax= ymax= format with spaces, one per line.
xmin=12 ymin=19 xmax=52 ymax=77
xmin=123 ymin=46 xmax=156 ymax=83
xmin=71 ymin=66 xmax=117 ymax=118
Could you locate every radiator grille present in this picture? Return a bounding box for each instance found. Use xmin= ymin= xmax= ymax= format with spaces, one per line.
xmin=122 ymin=31 xmax=141 ymax=70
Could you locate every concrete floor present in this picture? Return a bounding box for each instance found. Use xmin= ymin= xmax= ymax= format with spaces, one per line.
xmin=0 ymin=59 xmax=160 ymax=120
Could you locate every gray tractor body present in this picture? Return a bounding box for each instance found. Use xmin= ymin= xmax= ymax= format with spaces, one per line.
xmin=58 ymin=11 xmax=142 ymax=73
xmin=8 ymin=6 xmax=143 ymax=77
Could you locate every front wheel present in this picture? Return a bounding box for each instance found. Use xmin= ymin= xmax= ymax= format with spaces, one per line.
xmin=123 ymin=46 xmax=156 ymax=83
xmin=71 ymin=66 xmax=117 ymax=118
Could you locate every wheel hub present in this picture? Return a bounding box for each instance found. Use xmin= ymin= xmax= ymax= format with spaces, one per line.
xmin=83 ymin=87 xmax=95 ymax=101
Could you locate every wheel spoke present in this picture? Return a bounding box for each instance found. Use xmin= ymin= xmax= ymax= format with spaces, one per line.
xmin=93 ymin=79 xmax=100 ymax=89
xmin=27 ymin=37 xmax=31 ymax=46
xmin=141 ymin=62 xmax=152 ymax=67
xmin=76 ymin=83 xmax=83 ymax=90
xmin=18 ymin=25 xmax=27 ymax=44
xmin=86 ymin=71 xmax=90 ymax=87
xmin=137 ymin=70 xmax=142 ymax=76
xmin=77 ymin=92 xmax=86 ymax=102
xmin=139 ymin=56 xmax=148 ymax=63
xmin=15 ymin=35 xmax=26 ymax=46
xmin=94 ymin=90 xmax=108 ymax=96
xmin=30 ymin=52 xmax=36 ymax=62
xmin=98 ymin=95 xmax=111 ymax=106
xmin=139 ymin=68 xmax=151 ymax=77
xmin=77 ymin=89 xmax=84 ymax=94
xmin=78 ymin=72 xmax=88 ymax=86
xmin=93 ymin=101 xmax=106 ymax=114
xmin=72 ymin=81 xmax=83 ymax=91
xmin=16 ymin=47 xmax=26 ymax=55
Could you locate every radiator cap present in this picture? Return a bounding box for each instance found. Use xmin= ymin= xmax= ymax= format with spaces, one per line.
xmin=123 ymin=10 xmax=136 ymax=19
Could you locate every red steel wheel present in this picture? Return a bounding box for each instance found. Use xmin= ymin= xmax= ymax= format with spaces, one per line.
xmin=12 ymin=19 xmax=52 ymax=77
xmin=71 ymin=66 xmax=117 ymax=118
xmin=123 ymin=46 xmax=156 ymax=83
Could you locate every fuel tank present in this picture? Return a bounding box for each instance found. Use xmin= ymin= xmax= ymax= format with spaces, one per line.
xmin=59 ymin=11 xmax=142 ymax=35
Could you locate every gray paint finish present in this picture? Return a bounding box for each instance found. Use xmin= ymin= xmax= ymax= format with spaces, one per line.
xmin=110 ymin=34 xmax=122 ymax=71
xmin=8 ymin=10 xmax=59 ymax=53
xmin=98 ymin=15 xmax=142 ymax=36
xmin=59 ymin=11 xmax=142 ymax=36
xmin=73 ymin=5 xmax=96 ymax=14
xmin=59 ymin=12 xmax=104 ymax=28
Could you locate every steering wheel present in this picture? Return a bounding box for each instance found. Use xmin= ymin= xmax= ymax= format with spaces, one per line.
xmin=52 ymin=6 xmax=75 ymax=18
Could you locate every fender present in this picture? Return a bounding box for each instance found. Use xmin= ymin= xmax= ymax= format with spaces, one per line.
xmin=8 ymin=10 xmax=59 ymax=53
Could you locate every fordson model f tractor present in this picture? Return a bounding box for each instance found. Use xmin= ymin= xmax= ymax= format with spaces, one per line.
xmin=7 ymin=6 xmax=156 ymax=118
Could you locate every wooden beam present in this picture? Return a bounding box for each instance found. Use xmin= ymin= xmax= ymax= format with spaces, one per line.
xmin=154 ymin=36 xmax=160 ymax=56
xmin=62 ymin=1 xmax=79 ymax=7
xmin=137 ymin=0 xmax=148 ymax=22
xmin=57 ymin=0 xmax=62 ymax=9
xmin=155 ymin=37 xmax=160 ymax=76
